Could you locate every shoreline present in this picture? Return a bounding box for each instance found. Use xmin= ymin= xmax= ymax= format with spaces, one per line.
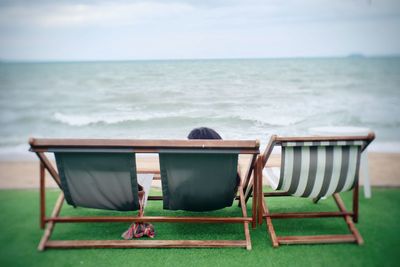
xmin=0 ymin=152 xmax=399 ymax=189
xmin=2 ymin=141 xmax=400 ymax=162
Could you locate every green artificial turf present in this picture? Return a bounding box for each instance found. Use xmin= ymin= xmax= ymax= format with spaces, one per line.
xmin=0 ymin=188 xmax=399 ymax=267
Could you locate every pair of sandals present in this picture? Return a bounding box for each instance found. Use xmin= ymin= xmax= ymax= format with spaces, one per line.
xmin=122 ymin=184 xmax=156 ymax=239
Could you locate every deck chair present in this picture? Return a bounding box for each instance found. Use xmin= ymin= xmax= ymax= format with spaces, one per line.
xmin=29 ymin=138 xmax=259 ymax=250
xmin=256 ymin=133 xmax=375 ymax=247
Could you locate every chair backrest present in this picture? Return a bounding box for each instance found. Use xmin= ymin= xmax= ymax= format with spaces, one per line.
xmin=276 ymin=140 xmax=367 ymax=198
xmin=159 ymin=152 xmax=239 ymax=211
xmin=55 ymin=152 xmax=140 ymax=211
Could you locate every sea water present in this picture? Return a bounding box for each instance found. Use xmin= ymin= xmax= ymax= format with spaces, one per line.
xmin=0 ymin=57 xmax=399 ymax=159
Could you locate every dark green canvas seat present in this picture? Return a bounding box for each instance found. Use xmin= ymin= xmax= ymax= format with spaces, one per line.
xmin=55 ymin=152 xmax=140 ymax=211
xmin=160 ymin=153 xmax=238 ymax=211
xmin=55 ymin=151 xmax=240 ymax=212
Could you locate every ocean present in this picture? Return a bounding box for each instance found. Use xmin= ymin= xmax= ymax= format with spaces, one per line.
xmin=1 ymin=57 xmax=399 ymax=159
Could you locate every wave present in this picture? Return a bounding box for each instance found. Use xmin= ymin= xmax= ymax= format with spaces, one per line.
xmin=52 ymin=111 xmax=308 ymax=128
xmin=237 ymin=115 xmax=305 ymax=127
xmin=54 ymin=113 xmax=111 ymax=126
xmin=52 ymin=112 xmax=187 ymax=126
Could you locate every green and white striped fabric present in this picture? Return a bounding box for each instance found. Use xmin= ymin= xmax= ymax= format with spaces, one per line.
xmin=276 ymin=141 xmax=364 ymax=198
xmin=281 ymin=140 xmax=365 ymax=147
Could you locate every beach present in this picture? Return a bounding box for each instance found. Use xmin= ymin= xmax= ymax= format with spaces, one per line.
xmin=1 ymin=152 xmax=399 ymax=189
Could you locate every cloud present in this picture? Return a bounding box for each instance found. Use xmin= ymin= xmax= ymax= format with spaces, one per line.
xmin=1 ymin=0 xmax=399 ymax=29
xmin=0 ymin=0 xmax=399 ymax=60
xmin=0 ymin=1 xmax=194 ymax=28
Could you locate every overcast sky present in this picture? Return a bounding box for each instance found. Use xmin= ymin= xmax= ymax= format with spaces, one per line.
xmin=0 ymin=0 xmax=399 ymax=61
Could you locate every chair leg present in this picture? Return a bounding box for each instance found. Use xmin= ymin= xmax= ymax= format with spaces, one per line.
xmin=238 ymin=186 xmax=252 ymax=250
xmin=257 ymin=157 xmax=264 ymax=226
xmin=251 ymin=164 xmax=257 ymax=229
xmin=333 ymin=193 xmax=364 ymax=245
xmin=40 ymin=163 xmax=46 ymax=229
xmin=262 ymin=197 xmax=279 ymax=247
xmin=38 ymin=192 xmax=65 ymax=251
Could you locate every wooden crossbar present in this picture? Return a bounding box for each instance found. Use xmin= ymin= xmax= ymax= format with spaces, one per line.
xmin=46 ymin=216 xmax=252 ymax=223
xmin=45 ymin=240 xmax=247 ymax=249
xmin=278 ymin=235 xmax=356 ymax=245
xmin=264 ymin=211 xmax=353 ymax=219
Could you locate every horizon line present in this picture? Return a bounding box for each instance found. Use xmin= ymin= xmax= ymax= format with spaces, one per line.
xmin=1 ymin=54 xmax=400 ymax=63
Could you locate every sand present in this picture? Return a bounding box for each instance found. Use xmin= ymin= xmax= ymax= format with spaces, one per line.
xmin=0 ymin=152 xmax=399 ymax=189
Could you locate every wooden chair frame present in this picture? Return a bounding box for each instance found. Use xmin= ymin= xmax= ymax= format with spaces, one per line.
xmin=30 ymin=138 xmax=260 ymax=251
xmin=257 ymin=133 xmax=375 ymax=247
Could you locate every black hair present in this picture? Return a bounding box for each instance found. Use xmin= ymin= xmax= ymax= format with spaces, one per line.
xmin=187 ymin=127 xmax=222 ymax=140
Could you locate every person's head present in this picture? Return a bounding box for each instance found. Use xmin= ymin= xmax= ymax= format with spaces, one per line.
xmin=187 ymin=127 xmax=222 ymax=140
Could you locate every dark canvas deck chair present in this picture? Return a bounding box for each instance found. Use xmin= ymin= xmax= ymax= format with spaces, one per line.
xmin=256 ymin=133 xmax=375 ymax=247
xmin=29 ymin=138 xmax=259 ymax=250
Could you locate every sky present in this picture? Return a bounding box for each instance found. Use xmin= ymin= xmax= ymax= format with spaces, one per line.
xmin=0 ymin=0 xmax=399 ymax=61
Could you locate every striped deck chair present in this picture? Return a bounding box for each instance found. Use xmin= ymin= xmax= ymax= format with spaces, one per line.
xmin=257 ymin=133 xmax=375 ymax=247
xmin=29 ymin=138 xmax=259 ymax=250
